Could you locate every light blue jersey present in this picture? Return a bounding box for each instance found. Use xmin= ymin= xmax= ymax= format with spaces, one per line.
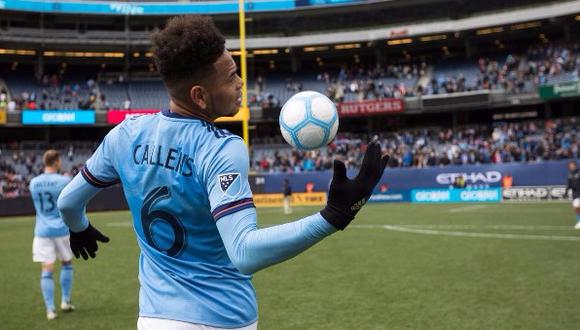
xmin=29 ymin=173 xmax=71 ymax=237
xmin=81 ymin=110 xmax=257 ymax=327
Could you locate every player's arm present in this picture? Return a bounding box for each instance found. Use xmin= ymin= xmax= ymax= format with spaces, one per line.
xmin=58 ymin=128 xmax=120 ymax=259
xmin=58 ymin=174 xmax=94 ymax=232
xmin=58 ymin=174 xmax=111 ymax=260
xmin=212 ymin=139 xmax=388 ymax=275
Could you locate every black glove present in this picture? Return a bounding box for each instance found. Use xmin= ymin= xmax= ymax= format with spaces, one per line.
xmin=321 ymin=141 xmax=389 ymax=230
xmin=70 ymin=223 xmax=110 ymax=260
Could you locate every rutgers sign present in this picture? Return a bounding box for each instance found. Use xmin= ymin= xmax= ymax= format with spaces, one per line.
xmin=337 ymin=99 xmax=404 ymax=117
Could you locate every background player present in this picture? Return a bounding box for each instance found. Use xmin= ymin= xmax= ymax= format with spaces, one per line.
xmin=282 ymin=178 xmax=292 ymax=215
xmin=29 ymin=150 xmax=75 ymax=320
xmin=564 ymin=160 xmax=580 ymax=229
xmin=57 ymin=15 xmax=388 ymax=330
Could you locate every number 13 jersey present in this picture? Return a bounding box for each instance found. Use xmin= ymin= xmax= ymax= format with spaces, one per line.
xmin=30 ymin=173 xmax=71 ymax=237
xmin=82 ymin=109 xmax=257 ymax=328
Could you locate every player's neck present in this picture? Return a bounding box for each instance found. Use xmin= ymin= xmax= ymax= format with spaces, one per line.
xmin=169 ymin=100 xmax=214 ymax=122
xmin=44 ymin=167 xmax=58 ymax=174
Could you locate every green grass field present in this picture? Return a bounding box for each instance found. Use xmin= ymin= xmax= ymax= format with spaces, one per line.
xmin=1 ymin=203 xmax=580 ymax=330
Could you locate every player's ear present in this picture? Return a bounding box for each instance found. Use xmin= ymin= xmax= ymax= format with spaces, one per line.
xmin=190 ymin=85 xmax=208 ymax=110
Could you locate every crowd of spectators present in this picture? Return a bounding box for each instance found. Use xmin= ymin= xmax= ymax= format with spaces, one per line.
xmin=0 ymin=143 xmax=94 ymax=199
xmin=319 ymin=62 xmax=426 ymax=102
xmin=526 ymin=43 xmax=580 ymax=84
xmin=1 ymin=148 xmax=42 ymax=199
xmin=422 ymin=43 xmax=580 ymax=95
xmin=251 ymin=117 xmax=579 ymax=173
xmin=0 ymin=165 xmax=28 ymax=199
xmin=2 ymin=42 xmax=578 ymax=112
xmin=289 ymin=41 xmax=580 ymax=101
xmin=7 ymin=72 xmax=103 ymax=112
xmin=249 ymin=92 xmax=281 ymax=110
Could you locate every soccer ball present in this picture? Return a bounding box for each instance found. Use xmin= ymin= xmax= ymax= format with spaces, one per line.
xmin=279 ymin=91 xmax=339 ymax=150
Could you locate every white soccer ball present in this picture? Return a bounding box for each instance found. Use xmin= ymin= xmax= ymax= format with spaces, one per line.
xmin=279 ymin=91 xmax=339 ymax=150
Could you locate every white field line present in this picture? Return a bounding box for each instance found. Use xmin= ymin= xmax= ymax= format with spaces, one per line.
xmin=449 ymin=205 xmax=487 ymax=213
xmin=351 ymin=224 xmax=580 ymax=241
xmin=501 ymin=200 xmax=570 ymax=204
xmin=368 ymin=224 xmax=574 ymax=231
xmin=107 ymin=222 xmax=574 ymax=231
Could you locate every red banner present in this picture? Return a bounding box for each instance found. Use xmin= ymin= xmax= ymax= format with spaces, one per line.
xmin=337 ymin=99 xmax=404 ymax=117
xmin=107 ymin=109 xmax=160 ymax=124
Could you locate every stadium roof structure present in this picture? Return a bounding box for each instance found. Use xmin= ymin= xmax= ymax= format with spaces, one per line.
xmin=226 ymin=0 xmax=580 ymax=49
xmin=0 ymin=0 xmax=578 ymax=50
xmin=0 ymin=0 xmax=371 ymax=16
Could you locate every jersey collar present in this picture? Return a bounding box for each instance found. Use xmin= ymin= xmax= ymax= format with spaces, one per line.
xmin=161 ymin=108 xmax=213 ymax=124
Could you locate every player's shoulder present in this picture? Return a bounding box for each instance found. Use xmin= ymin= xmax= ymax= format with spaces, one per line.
xmin=29 ymin=174 xmax=48 ymax=190
xmin=200 ymin=132 xmax=247 ymax=171
xmin=29 ymin=175 xmax=41 ymax=185
xmin=210 ymin=134 xmax=243 ymax=155
xmin=211 ymin=132 xmax=245 ymax=155
xmin=114 ymin=112 xmax=159 ymax=135
xmin=125 ymin=112 xmax=159 ymax=124
xmin=196 ymin=118 xmax=243 ymax=150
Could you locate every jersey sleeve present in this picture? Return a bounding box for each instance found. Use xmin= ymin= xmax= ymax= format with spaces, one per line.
xmin=204 ymin=138 xmax=254 ymax=221
xmin=216 ymin=207 xmax=336 ymax=275
xmin=82 ymin=126 xmax=121 ymax=188
xmin=58 ymin=175 xmax=72 ymax=193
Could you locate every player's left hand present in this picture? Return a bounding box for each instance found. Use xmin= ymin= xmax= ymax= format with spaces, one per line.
xmin=69 ymin=223 xmax=110 ymax=260
xmin=321 ymin=140 xmax=389 ymax=230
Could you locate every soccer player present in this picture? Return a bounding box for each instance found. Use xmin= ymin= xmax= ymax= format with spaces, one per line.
xmin=282 ymin=178 xmax=292 ymax=215
xmin=564 ymin=160 xmax=580 ymax=229
xmin=57 ymin=15 xmax=388 ymax=330
xmin=29 ymin=150 xmax=75 ymax=320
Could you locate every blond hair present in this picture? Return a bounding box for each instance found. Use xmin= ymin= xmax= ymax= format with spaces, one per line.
xmin=43 ymin=149 xmax=60 ymax=167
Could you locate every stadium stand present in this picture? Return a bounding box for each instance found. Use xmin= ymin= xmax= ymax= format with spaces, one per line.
xmin=98 ymin=77 xmax=130 ymax=111
xmin=1 ymin=40 xmax=579 ymax=196
xmin=2 ymin=41 xmax=578 ymax=111
xmin=0 ymin=142 xmax=97 ymax=199
xmin=4 ymin=71 xmax=101 ymax=111
xmin=427 ymin=43 xmax=580 ymax=95
xmin=2 ymin=116 xmax=577 ymax=198
xmin=127 ymin=81 xmax=169 ymax=110
xmin=251 ymin=117 xmax=579 ymax=173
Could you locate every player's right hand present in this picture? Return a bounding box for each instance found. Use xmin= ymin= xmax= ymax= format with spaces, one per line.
xmin=69 ymin=223 xmax=110 ymax=260
xmin=320 ymin=141 xmax=389 ymax=230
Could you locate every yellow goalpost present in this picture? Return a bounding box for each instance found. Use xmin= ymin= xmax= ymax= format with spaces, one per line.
xmin=216 ymin=0 xmax=250 ymax=147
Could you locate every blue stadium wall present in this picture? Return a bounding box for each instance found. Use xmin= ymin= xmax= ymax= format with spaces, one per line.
xmin=251 ymin=160 xmax=571 ymax=193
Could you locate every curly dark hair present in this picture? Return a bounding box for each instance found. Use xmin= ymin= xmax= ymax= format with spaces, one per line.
xmin=152 ymin=15 xmax=225 ymax=86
